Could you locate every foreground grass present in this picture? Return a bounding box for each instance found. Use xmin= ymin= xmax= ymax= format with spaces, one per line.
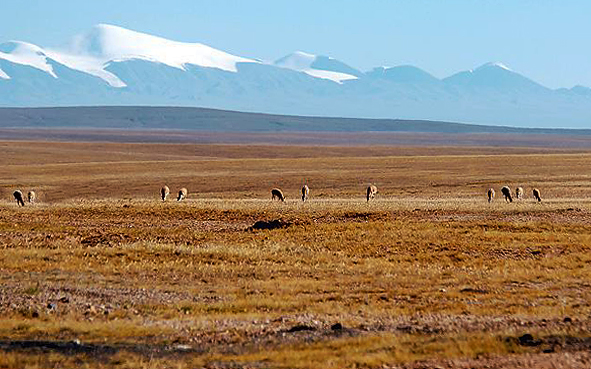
xmin=2 ymin=330 xmax=588 ymax=369
xmin=0 ymin=332 xmax=521 ymax=368
xmin=2 ymin=143 xmax=591 ymax=367
xmin=1 ymin=199 xmax=591 ymax=368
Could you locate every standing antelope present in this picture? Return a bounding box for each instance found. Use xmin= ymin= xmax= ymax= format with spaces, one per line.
xmin=301 ymin=185 xmax=309 ymax=202
xmin=515 ymin=187 xmax=524 ymax=200
xmin=271 ymin=188 xmax=285 ymax=202
xmin=532 ymin=188 xmax=542 ymax=202
xmin=27 ymin=191 xmax=36 ymax=203
xmin=366 ymin=185 xmax=378 ymax=202
xmin=13 ymin=190 xmax=25 ymax=207
xmin=501 ymin=186 xmax=513 ymax=203
xmin=177 ymin=188 xmax=187 ymax=201
xmin=160 ymin=186 xmax=170 ymax=201
xmin=487 ymin=188 xmax=495 ymax=203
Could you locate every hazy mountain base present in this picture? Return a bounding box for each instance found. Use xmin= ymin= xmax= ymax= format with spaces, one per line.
xmin=1 ymin=58 xmax=591 ymax=128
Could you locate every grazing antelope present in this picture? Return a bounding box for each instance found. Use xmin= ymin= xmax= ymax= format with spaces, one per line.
xmin=515 ymin=187 xmax=524 ymax=200
xmin=177 ymin=188 xmax=187 ymax=201
xmin=366 ymin=184 xmax=378 ymax=202
xmin=27 ymin=191 xmax=36 ymax=203
xmin=301 ymin=185 xmax=309 ymax=202
xmin=501 ymin=186 xmax=513 ymax=203
xmin=13 ymin=190 xmax=25 ymax=207
xmin=160 ymin=186 xmax=170 ymax=201
xmin=487 ymin=188 xmax=495 ymax=203
xmin=271 ymin=188 xmax=285 ymax=202
xmin=532 ymin=188 xmax=542 ymax=202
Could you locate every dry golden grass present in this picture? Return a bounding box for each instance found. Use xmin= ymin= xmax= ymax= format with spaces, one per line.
xmin=2 ymin=141 xmax=591 ymax=368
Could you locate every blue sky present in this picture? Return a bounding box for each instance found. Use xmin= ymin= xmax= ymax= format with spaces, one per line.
xmin=2 ymin=0 xmax=590 ymax=88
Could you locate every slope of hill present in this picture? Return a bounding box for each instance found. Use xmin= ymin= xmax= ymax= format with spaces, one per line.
xmin=1 ymin=106 xmax=591 ymax=135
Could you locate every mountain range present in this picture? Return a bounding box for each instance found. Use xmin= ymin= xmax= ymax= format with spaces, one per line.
xmin=1 ymin=24 xmax=590 ymax=128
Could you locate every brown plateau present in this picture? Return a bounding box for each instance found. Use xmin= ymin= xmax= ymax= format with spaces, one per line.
xmin=1 ymin=139 xmax=591 ymax=368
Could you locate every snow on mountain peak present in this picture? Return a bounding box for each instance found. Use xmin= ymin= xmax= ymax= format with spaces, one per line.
xmin=0 ymin=24 xmax=260 ymax=87
xmin=0 ymin=41 xmax=45 ymax=55
xmin=274 ymin=51 xmax=358 ymax=83
xmin=65 ymin=24 xmax=256 ymax=72
xmin=275 ymin=51 xmax=317 ymax=70
xmin=18 ymin=24 xmax=258 ymax=88
xmin=0 ymin=41 xmax=57 ymax=78
xmin=477 ymin=62 xmax=512 ymax=72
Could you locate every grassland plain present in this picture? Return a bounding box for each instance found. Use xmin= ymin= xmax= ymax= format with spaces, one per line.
xmin=2 ymin=141 xmax=591 ymax=368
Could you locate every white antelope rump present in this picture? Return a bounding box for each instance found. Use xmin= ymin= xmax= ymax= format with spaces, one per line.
xmin=500 ymin=186 xmax=513 ymax=203
xmin=160 ymin=186 xmax=170 ymax=201
xmin=177 ymin=188 xmax=187 ymax=201
xmin=487 ymin=188 xmax=495 ymax=203
xmin=532 ymin=188 xmax=542 ymax=202
xmin=301 ymin=185 xmax=309 ymax=202
xmin=27 ymin=191 xmax=36 ymax=203
xmin=366 ymin=184 xmax=378 ymax=202
xmin=271 ymin=188 xmax=285 ymax=202
xmin=13 ymin=190 xmax=25 ymax=207
xmin=515 ymin=187 xmax=524 ymax=200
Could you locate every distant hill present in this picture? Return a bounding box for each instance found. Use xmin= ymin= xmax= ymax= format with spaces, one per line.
xmin=1 ymin=106 xmax=591 ymax=136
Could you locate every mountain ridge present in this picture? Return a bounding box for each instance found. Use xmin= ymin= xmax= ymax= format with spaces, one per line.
xmin=1 ymin=24 xmax=591 ymax=128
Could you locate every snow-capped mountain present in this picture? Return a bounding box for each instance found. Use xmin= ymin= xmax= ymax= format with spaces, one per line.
xmin=444 ymin=62 xmax=548 ymax=93
xmin=366 ymin=65 xmax=440 ymax=85
xmin=274 ymin=51 xmax=360 ymax=83
xmin=0 ymin=24 xmax=259 ymax=88
xmin=0 ymin=41 xmax=58 ymax=78
xmin=1 ymin=24 xmax=591 ymax=128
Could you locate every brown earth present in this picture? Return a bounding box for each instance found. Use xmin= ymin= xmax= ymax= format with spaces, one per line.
xmin=1 ymin=140 xmax=591 ymax=368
